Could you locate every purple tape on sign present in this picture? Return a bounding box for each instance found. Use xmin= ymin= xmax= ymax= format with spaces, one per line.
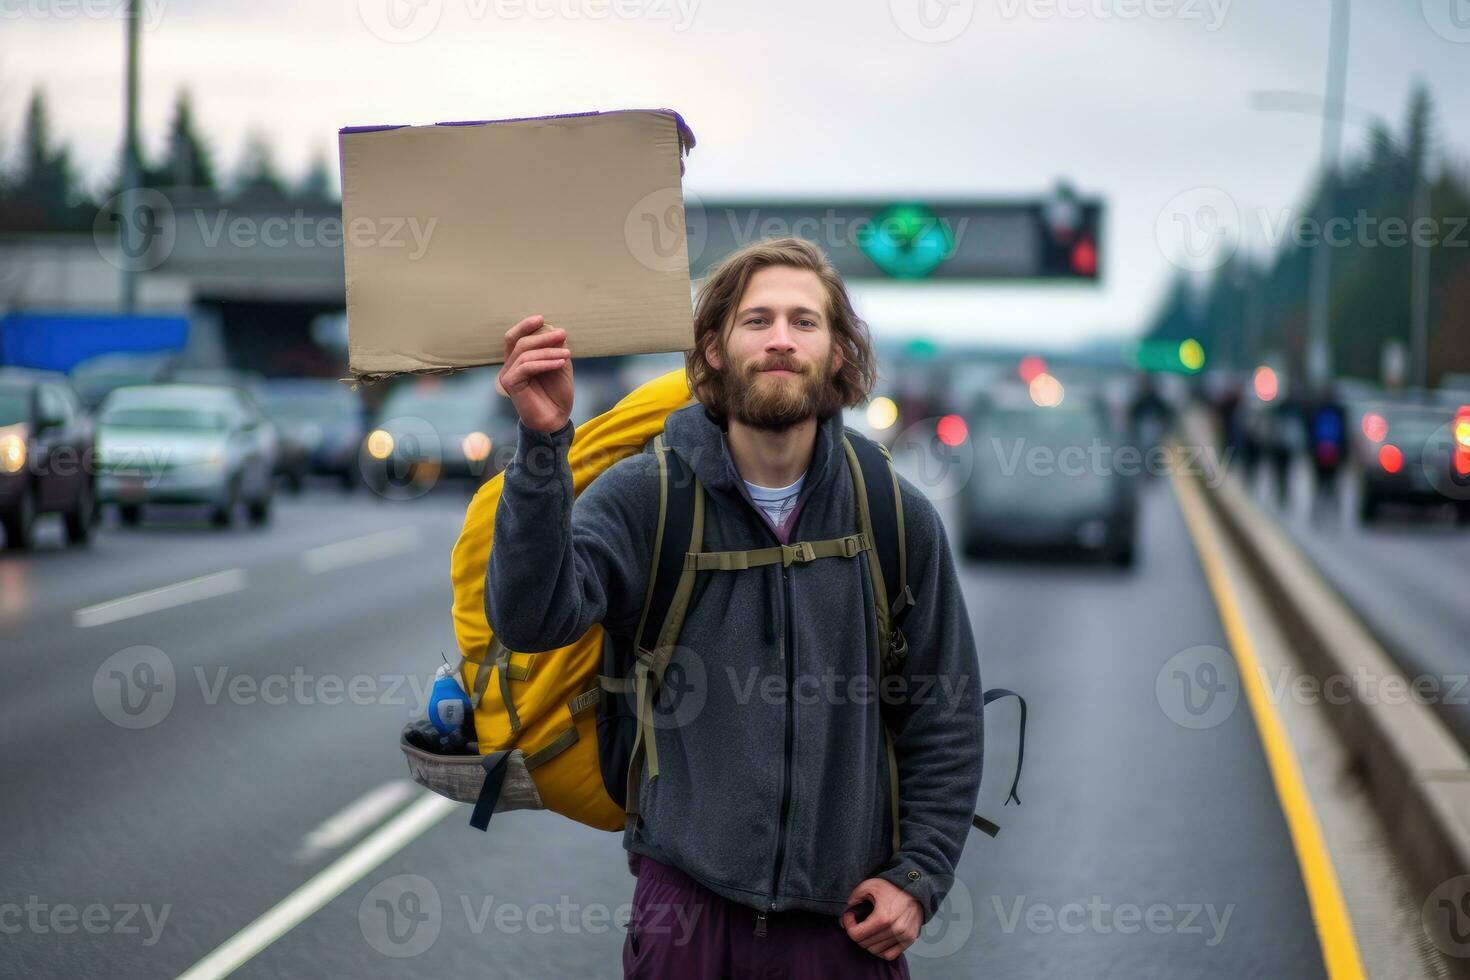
xmin=338 ymin=124 xmax=411 ymax=135
xmin=426 ymin=108 xmax=695 ymax=154
xmin=336 ymin=109 xmax=696 ymax=183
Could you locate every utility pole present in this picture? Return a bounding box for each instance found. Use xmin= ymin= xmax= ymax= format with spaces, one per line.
xmin=120 ymin=0 xmax=141 ymax=313
xmin=1305 ymin=0 xmax=1350 ymax=389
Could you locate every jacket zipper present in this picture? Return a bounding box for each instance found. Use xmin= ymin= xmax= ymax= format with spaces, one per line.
xmin=738 ymin=483 xmax=809 ymax=938
xmin=756 ymin=565 xmax=795 ymax=938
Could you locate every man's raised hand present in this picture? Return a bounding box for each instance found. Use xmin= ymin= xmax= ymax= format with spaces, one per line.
xmin=497 ymin=314 xmax=573 ymax=434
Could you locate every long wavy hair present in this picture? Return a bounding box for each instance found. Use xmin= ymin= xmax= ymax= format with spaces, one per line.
xmin=685 ymin=236 xmax=878 ymax=421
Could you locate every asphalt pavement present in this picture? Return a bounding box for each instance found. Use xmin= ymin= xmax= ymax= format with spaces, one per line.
xmin=0 ymin=464 xmax=1326 ymax=978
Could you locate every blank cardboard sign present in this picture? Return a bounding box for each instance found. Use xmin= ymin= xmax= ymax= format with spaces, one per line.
xmin=338 ymin=109 xmax=696 ymax=384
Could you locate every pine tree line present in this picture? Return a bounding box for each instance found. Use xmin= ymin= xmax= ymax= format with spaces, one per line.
xmin=1147 ymin=82 xmax=1469 ymax=386
xmin=0 ymin=87 xmax=337 ymax=234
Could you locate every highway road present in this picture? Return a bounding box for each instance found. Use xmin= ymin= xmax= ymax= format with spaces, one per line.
xmin=1 ymin=463 xmax=1327 ymax=978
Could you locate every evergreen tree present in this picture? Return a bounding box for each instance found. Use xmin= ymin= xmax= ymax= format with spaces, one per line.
xmin=6 ymin=88 xmax=87 ymax=230
xmin=234 ymin=132 xmax=284 ymax=198
xmin=18 ymin=90 xmax=71 ymax=205
xmin=1145 ymin=82 xmax=1470 ymax=384
xmin=164 ymin=89 xmax=216 ymax=189
xmin=298 ymin=149 xmax=333 ymax=201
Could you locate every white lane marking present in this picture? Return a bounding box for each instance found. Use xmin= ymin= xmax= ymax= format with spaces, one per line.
xmin=301 ymin=527 xmax=421 ymax=575
xmin=293 ymin=780 xmax=418 ymax=864
xmin=73 ymin=569 xmax=248 ymax=629
xmin=176 ymin=792 xmax=458 ymax=980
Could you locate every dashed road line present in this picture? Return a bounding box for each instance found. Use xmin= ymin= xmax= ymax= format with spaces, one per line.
xmin=74 ymin=569 xmax=248 ymax=628
xmin=301 ymin=527 xmax=421 ymax=574
xmin=176 ymin=792 xmax=457 ymax=980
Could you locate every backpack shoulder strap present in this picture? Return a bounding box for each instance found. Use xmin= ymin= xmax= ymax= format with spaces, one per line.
xmin=624 ymin=431 xmax=703 ymax=818
xmin=634 ymin=432 xmax=700 ymax=660
xmin=842 ymin=432 xmax=915 ymax=676
xmin=842 ymin=431 xmax=913 ymax=856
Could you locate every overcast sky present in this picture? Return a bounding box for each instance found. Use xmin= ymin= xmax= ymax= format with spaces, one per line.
xmin=3 ymin=0 xmax=1468 ymax=349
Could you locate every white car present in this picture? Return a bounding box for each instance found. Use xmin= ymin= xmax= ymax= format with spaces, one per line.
xmin=96 ymin=384 xmax=278 ymax=527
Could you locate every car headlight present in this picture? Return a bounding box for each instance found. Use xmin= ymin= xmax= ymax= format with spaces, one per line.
xmin=0 ymin=434 xmax=25 ymax=473
xmin=366 ymin=429 xmax=394 ymax=460
xmin=461 ymin=431 xmax=492 ymax=462
xmin=865 ymin=397 xmax=898 ymax=432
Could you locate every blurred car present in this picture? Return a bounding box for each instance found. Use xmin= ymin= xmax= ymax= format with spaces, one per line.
xmin=69 ymin=350 xmax=179 ymax=412
xmin=95 ymin=384 xmax=278 ymax=527
xmin=161 ymin=366 xmax=267 ymax=394
xmin=958 ymin=387 xmax=1138 ymax=566
xmin=0 ymin=367 xmax=98 ymax=549
xmin=569 ymin=363 xmax=628 ymax=428
xmin=363 ymin=371 xmax=514 ymax=493
xmin=255 ymin=378 xmax=366 ymax=492
xmin=1354 ymin=399 xmax=1470 ymax=524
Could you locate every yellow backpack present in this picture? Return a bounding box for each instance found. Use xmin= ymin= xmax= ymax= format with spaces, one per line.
xmin=439 ymin=367 xmax=692 ymax=832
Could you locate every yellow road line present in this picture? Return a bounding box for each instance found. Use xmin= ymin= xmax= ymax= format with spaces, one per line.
xmin=1170 ymin=461 xmax=1366 ymax=980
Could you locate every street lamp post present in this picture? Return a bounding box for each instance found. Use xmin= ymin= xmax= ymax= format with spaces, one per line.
xmin=1305 ymin=0 xmax=1351 ymax=389
xmin=120 ymin=0 xmax=141 ymax=313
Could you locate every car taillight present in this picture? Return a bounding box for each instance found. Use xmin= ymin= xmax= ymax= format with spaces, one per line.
xmin=1253 ymin=366 xmax=1278 ymax=402
xmin=1361 ymin=412 xmax=1387 ymax=443
xmin=936 ymin=414 xmax=968 ymax=447
xmin=1379 ymin=444 xmax=1403 ymax=474
xmin=1453 ymin=407 xmax=1470 ymax=478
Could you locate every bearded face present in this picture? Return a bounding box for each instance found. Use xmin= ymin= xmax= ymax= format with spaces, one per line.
xmin=702 ymin=264 xmax=847 ymax=433
xmin=715 ymin=340 xmax=845 ymax=433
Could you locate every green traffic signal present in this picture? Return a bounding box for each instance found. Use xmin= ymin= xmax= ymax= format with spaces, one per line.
xmin=858 ymin=204 xmax=957 ymax=279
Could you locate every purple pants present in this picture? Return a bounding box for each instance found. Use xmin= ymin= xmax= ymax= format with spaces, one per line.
xmin=622 ymin=854 xmax=911 ymax=979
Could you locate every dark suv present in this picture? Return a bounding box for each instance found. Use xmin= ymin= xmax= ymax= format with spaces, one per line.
xmin=0 ymin=368 xmax=98 ymax=549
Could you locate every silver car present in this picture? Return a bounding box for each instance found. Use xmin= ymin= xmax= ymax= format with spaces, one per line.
xmin=95 ymin=384 xmax=278 ymax=527
xmin=958 ymin=388 xmax=1139 ymax=566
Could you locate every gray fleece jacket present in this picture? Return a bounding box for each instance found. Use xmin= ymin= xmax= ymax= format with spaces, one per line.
xmin=485 ymin=400 xmax=984 ymax=925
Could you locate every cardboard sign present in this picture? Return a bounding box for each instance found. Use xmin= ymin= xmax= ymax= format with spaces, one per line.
xmin=339 ymin=109 xmax=696 ymax=384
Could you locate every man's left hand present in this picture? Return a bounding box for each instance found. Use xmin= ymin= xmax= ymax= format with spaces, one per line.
xmin=839 ymin=877 xmax=923 ymax=961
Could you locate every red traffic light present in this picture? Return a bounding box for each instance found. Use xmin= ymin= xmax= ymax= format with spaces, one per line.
xmin=1070 ymin=235 xmax=1097 ymax=277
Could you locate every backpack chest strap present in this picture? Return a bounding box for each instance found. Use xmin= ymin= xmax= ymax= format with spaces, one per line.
xmin=683 ymin=532 xmax=868 ymax=571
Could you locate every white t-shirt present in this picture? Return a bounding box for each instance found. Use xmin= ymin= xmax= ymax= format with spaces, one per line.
xmin=744 ymin=471 xmax=806 ymax=529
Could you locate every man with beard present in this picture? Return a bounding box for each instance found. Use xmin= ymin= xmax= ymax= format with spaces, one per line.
xmin=488 ymin=237 xmax=983 ymax=978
